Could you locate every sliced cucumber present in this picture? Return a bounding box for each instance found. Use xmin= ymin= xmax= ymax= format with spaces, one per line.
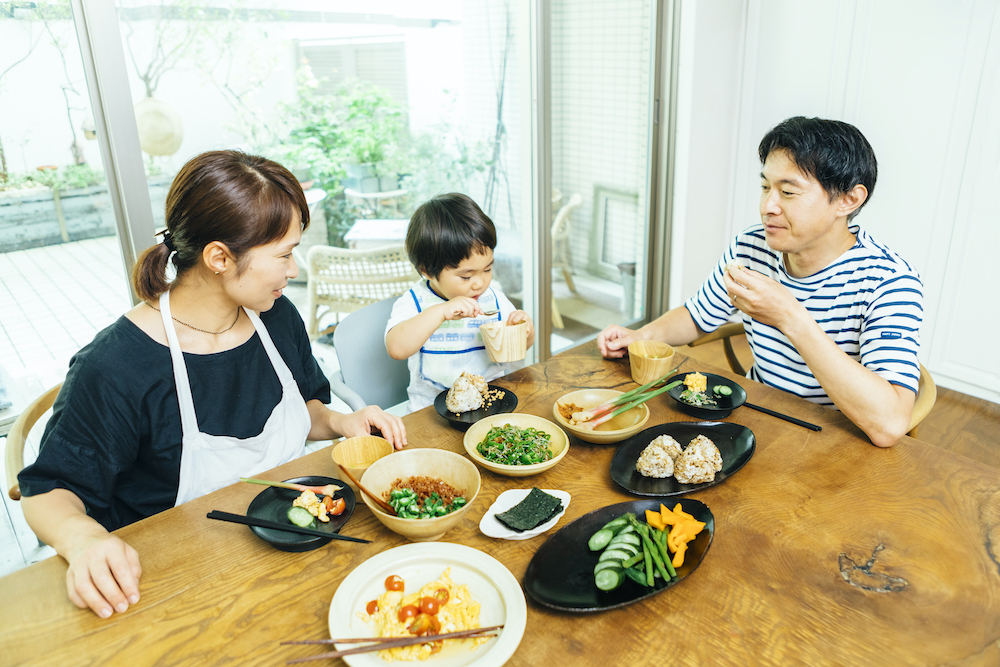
xmin=599 ymin=517 xmax=629 ymax=534
xmin=611 ymin=533 xmax=641 ymax=548
xmin=599 ymin=548 xmax=632 ymax=562
xmin=607 ymin=542 xmax=639 ymax=557
xmin=595 ymin=568 xmax=622 ymax=591
xmin=588 ymin=528 xmax=614 ymax=551
xmin=617 ymin=524 xmax=636 ymax=535
xmin=287 ymin=506 xmax=316 ymax=528
xmin=594 ymin=560 xmax=624 ymax=574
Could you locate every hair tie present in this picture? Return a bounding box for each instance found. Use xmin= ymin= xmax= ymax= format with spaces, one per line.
xmin=162 ymin=231 xmax=176 ymax=253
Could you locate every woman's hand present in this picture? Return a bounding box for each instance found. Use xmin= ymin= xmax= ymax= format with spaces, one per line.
xmin=507 ymin=310 xmax=536 ymax=347
xmin=335 ymin=406 xmax=408 ymax=450
xmin=22 ymin=489 xmax=142 ymax=619
xmin=66 ymin=532 xmax=142 ymax=618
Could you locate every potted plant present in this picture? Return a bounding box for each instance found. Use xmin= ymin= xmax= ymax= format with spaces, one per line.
xmin=338 ymin=80 xmax=406 ymax=193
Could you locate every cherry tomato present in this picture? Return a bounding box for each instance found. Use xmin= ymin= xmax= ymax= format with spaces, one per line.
xmin=429 ymin=615 xmax=441 ymax=634
xmin=407 ymin=613 xmax=433 ymax=635
xmin=385 ymin=575 xmax=404 ymax=591
xmin=428 ymin=640 xmax=444 ymax=655
xmin=433 ymin=588 xmax=450 ymax=605
xmin=418 ymin=596 xmax=441 ymax=616
xmin=328 ymin=497 xmax=346 ymax=516
xmin=322 ymin=496 xmax=334 ymax=512
xmin=397 ymin=605 xmax=419 ymax=624
xmin=365 ymin=600 xmax=378 ymax=615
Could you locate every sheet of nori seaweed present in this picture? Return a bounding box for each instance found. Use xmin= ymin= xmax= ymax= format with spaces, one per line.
xmin=494 ymin=488 xmax=564 ymax=532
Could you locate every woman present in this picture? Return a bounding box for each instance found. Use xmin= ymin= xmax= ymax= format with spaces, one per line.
xmin=18 ymin=150 xmax=406 ymax=619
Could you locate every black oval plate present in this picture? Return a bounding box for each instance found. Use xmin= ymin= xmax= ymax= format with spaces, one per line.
xmin=246 ymin=476 xmax=356 ymax=552
xmin=610 ymin=422 xmax=756 ymax=497
xmin=667 ymin=372 xmax=747 ymax=419
xmin=523 ymin=498 xmax=714 ymax=612
xmin=434 ymin=384 xmax=518 ymax=431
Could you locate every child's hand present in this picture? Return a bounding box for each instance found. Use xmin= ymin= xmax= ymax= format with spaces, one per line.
xmin=508 ymin=310 xmax=535 ymax=347
xmin=439 ymin=297 xmax=483 ymax=320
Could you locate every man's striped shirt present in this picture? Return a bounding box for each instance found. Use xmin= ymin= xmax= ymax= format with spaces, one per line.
xmin=684 ymin=224 xmax=923 ymax=408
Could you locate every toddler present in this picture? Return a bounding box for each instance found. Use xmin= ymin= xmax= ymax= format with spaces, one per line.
xmin=385 ymin=193 xmax=535 ymax=411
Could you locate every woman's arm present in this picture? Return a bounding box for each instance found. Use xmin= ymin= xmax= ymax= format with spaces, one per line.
xmin=21 ymin=489 xmax=142 ymax=618
xmin=306 ymin=399 xmax=407 ymax=449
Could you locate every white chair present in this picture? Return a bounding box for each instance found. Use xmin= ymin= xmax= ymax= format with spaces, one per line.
xmin=328 ymin=297 xmax=411 ymax=411
xmin=305 ymin=244 xmax=420 ymax=340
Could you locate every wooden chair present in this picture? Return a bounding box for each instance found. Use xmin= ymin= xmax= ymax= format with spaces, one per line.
xmin=6 ymin=383 xmax=61 ymax=501
xmin=551 ymin=193 xmax=583 ymax=293
xmin=688 ymin=323 xmax=936 ymax=437
xmin=305 ymin=244 xmax=420 ymax=340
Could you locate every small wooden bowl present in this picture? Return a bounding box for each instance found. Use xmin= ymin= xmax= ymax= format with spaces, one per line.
xmin=481 ymin=321 xmax=528 ymax=363
xmin=628 ymin=340 xmax=676 ymax=385
xmin=331 ymin=436 xmax=394 ymax=496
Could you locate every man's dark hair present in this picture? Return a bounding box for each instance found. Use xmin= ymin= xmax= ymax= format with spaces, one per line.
xmin=406 ymin=193 xmax=497 ymax=278
xmin=759 ymin=116 xmax=877 ymax=221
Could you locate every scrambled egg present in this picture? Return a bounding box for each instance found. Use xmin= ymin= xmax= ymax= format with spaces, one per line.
xmin=358 ymin=568 xmax=485 ymax=661
xmin=683 ymin=372 xmax=707 ymax=393
xmin=292 ymin=490 xmax=329 ymax=522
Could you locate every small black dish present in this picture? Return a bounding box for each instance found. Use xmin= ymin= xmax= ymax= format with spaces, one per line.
xmin=434 ymin=384 xmax=518 ymax=431
xmin=610 ymin=421 xmax=756 ymax=497
xmin=667 ymin=372 xmax=747 ymax=419
xmin=523 ymin=498 xmax=714 ymax=612
xmin=246 ymin=476 xmax=355 ymax=552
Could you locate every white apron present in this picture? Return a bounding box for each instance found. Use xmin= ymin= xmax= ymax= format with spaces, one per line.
xmin=159 ymin=292 xmax=311 ymax=506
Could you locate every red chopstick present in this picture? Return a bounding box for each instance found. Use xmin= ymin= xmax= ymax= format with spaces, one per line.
xmin=283 ymin=625 xmax=503 ymax=663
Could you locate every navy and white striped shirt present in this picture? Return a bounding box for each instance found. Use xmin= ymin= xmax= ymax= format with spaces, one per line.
xmin=684 ymin=224 xmax=923 ymax=408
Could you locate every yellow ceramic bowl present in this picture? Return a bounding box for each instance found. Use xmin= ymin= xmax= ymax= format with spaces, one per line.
xmin=552 ymin=388 xmax=650 ymax=444
xmin=359 ymin=448 xmax=481 ymax=542
xmin=331 ymin=435 xmax=394 ymax=496
xmin=463 ymin=413 xmax=570 ymax=477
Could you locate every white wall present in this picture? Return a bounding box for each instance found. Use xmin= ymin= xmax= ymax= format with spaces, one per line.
xmin=673 ymin=0 xmax=999 ymax=399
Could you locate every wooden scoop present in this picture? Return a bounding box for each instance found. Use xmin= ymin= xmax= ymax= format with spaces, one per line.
xmin=337 ymin=463 xmax=397 ymax=516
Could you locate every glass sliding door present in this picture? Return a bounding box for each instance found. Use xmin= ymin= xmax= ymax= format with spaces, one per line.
xmin=543 ymin=0 xmax=660 ymax=356
xmin=0 ymin=3 xmax=132 ymax=425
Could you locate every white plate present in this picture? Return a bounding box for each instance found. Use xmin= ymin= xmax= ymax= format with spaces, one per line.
xmin=329 ymin=542 xmax=527 ymax=667
xmin=478 ymin=489 xmax=571 ymax=540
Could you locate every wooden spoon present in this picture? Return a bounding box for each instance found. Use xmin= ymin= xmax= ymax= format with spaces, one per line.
xmin=337 ymin=463 xmax=397 ymax=516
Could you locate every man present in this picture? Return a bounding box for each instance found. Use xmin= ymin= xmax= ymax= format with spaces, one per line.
xmin=598 ymin=116 xmax=922 ymax=448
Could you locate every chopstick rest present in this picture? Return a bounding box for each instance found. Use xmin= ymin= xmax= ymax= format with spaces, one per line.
xmin=206 ymin=510 xmax=371 ymax=543
xmin=744 ymin=402 xmax=822 ymax=431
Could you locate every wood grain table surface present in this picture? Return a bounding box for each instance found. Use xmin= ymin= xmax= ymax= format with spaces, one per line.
xmin=2 ymin=343 xmax=999 ymax=666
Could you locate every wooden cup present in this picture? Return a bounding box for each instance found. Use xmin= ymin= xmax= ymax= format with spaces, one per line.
xmin=480 ymin=320 xmax=528 ymax=363
xmin=628 ymin=340 xmax=676 ymax=385
xmin=330 ymin=435 xmax=393 ymax=496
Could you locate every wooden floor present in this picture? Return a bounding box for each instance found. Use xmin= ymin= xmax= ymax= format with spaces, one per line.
xmin=681 ymin=336 xmax=1000 ymax=470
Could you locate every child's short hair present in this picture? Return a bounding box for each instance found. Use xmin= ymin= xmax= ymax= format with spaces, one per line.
xmin=406 ymin=193 xmax=497 ymax=278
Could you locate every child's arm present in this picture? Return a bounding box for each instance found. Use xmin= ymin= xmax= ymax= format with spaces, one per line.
xmin=508 ymin=310 xmax=536 ymax=349
xmin=386 ymin=296 xmax=483 ymax=359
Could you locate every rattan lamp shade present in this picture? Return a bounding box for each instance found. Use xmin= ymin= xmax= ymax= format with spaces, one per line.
xmin=134 ymin=97 xmax=183 ymax=156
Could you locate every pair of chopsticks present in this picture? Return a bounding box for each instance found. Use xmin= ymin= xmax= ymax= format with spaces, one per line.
xmin=744 ymin=402 xmax=822 ymax=431
xmin=282 ymin=625 xmax=503 ymax=663
xmin=206 ymin=510 xmax=371 ymax=544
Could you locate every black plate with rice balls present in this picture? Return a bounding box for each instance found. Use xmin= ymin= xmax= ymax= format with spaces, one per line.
xmin=610 ymin=422 xmax=756 ymax=497
xmin=434 ymin=384 xmax=518 ymax=431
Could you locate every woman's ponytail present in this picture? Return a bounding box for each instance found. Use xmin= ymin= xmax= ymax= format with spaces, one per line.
xmin=131 ymin=241 xmax=173 ymax=303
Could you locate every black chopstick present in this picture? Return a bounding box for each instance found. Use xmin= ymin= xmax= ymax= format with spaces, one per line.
xmin=206 ymin=510 xmax=371 ymax=543
xmin=744 ymin=402 xmax=822 ymax=431
xmin=284 ymin=626 xmax=503 ymax=663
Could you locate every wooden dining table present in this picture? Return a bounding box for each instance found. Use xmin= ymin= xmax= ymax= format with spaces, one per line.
xmin=2 ymin=342 xmax=999 ymax=666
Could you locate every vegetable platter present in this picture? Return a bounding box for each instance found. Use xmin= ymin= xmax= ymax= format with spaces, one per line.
xmin=522 ymin=498 xmax=714 ymax=612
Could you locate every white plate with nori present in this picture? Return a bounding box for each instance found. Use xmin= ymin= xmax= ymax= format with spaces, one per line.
xmin=479 ymin=488 xmax=571 ymax=540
